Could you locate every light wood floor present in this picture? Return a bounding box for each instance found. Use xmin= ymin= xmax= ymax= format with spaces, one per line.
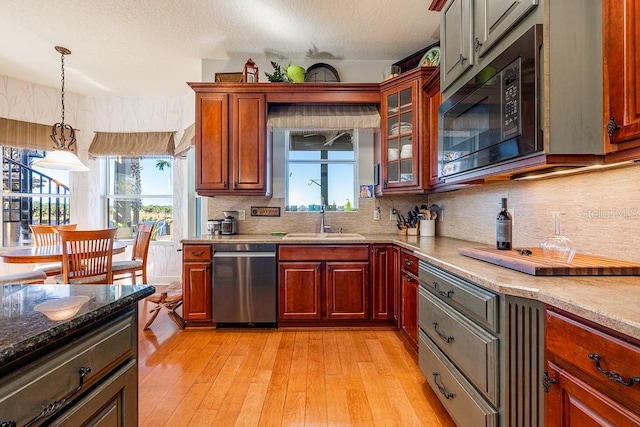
xmin=137 ymin=300 xmax=456 ymax=426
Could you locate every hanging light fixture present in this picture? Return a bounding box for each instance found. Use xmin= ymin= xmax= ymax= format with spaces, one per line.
xmin=35 ymin=46 xmax=89 ymax=172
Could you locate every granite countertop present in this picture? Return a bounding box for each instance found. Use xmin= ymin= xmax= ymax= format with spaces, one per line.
xmin=0 ymin=284 xmax=154 ymax=368
xmin=183 ymin=233 xmax=640 ymax=338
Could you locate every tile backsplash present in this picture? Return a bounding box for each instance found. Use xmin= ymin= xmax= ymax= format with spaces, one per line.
xmin=208 ymin=164 xmax=640 ymax=263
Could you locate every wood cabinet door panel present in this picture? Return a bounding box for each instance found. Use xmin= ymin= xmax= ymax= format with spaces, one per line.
xmin=545 ymin=362 xmax=640 ymax=426
xmin=401 ymin=272 xmax=418 ymax=347
xmin=197 ymin=94 xmax=229 ymax=191
xmin=183 ymin=262 xmax=211 ymax=320
xmin=371 ymin=245 xmax=395 ymax=320
xmin=231 ymin=94 xmax=266 ymax=190
xmin=603 ymin=0 xmax=640 ymax=150
xmin=278 ymin=262 xmax=322 ymax=320
xmin=326 ymin=261 xmax=369 ymax=319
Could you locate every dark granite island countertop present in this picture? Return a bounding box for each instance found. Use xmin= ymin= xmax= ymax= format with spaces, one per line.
xmin=0 ymin=284 xmax=154 ymax=374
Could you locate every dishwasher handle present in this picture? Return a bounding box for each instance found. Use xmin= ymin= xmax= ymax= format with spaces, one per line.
xmin=213 ymin=251 xmax=276 ymax=258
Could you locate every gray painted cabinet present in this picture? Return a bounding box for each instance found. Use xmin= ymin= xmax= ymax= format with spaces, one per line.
xmin=440 ymin=0 xmax=538 ymax=90
xmin=0 ymin=312 xmax=138 ymax=425
xmin=418 ymin=261 xmax=545 ymax=427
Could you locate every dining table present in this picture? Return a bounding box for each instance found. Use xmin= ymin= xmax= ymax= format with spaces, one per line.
xmin=0 ymin=241 xmax=128 ymax=264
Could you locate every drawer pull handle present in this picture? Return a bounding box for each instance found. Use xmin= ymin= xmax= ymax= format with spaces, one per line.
xmin=433 ymin=282 xmax=454 ymax=298
xmin=24 ymin=366 xmax=92 ymax=427
xmin=405 ymin=274 xmax=413 ymax=282
xmin=404 ymin=259 xmax=414 ymax=266
xmin=191 ymin=250 xmax=206 ymax=257
xmin=433 ymin=373 xmax=456 ymax=399
xmin=433 ymin=322 xmax=455 ymax=343
xmin=588 ymin=353 xmax=640 ymax=387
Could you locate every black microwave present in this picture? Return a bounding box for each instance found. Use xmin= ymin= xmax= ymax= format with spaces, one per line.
xmin=438 ymin=25 xmax=543 ymax=179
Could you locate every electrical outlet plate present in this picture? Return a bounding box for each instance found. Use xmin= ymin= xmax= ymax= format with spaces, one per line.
xmin=238 ymin=210 xmax=246 ymax=220
xmin=373 ymin=208 xmax=381 ymax=221
xmin=390 ymin=209 xmax=397 ymax=221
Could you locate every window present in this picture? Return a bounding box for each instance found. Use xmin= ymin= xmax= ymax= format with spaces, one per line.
xmin=1 ymin=147 xmax=71 ymax=247
xmin=285 ymin=129 xmax=358 ymax=212
xmin=106 ymin=156 xmax=173 ymax=241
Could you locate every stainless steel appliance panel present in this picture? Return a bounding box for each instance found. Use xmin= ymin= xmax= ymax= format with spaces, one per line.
xmin=212 ymin=244 xmax=276 ymax=324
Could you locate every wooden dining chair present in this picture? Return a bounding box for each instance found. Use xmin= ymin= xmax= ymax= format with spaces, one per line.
xmin=112 ymin=223 xmax=154 ymax=284
xmin=53 ymin=228 xmax=117 ymax=284
xmin=31 ymin=224 xmax=78 ymax=276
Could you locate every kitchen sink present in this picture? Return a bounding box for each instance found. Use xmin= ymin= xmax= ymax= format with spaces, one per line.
xmin=282 ymin=232 xmax=366 ymax=240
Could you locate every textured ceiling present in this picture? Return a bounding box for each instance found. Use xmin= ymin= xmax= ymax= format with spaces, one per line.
xmin=0 ymin=0 xmax=440 ymax=97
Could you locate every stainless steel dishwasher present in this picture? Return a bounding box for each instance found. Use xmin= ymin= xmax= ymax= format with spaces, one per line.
xmin=212 ymin=243 xmax=277 ymax=327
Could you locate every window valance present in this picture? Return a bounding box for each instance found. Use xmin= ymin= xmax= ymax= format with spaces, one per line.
xmin=174 ymin=123 xmax=195 ymax=157
xmin=0 ymin=117 xmax=57 ymax=151
xmin=88 ymin=131 xmax=175 ymax=157
xmin=267 ymin=104 xmax=380 ymax=129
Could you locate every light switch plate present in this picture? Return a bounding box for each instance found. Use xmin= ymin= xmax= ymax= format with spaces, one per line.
xmin=238 ymin=210 xmax=246 ymax=220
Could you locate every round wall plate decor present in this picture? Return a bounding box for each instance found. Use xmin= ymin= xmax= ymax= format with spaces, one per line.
xmin=304 ymin=63 xmax=340 ymax=82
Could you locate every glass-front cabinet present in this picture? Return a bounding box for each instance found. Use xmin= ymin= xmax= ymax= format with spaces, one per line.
xmin=377 ymin=67 xmax=440 ymax=195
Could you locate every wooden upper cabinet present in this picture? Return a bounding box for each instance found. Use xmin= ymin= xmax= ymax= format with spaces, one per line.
xmin=197 ymin=94 xmax=229 ymax=192
xmin=194 ymin=92 xmax=269 ymax=196
xmin=603 ymin=0 xmax=640 ymax=153
xmin=376 ymin=67 xmax=439 ymax=196
xmin=231 ymin=94 xmax=268 ymax=192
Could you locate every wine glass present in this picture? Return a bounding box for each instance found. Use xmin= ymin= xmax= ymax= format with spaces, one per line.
xmin=540 ymin=212 xmax=576 ymax=263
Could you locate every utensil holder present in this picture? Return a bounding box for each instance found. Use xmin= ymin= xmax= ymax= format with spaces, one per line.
xmin=420 ymin=219 xmax=435 ymax=237
xmin=407 ymin=226 xmax=419 ymax=236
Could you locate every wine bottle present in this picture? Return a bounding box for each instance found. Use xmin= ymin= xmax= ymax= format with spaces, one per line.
xmin=496 ymin=198 xmax=512 ymax=250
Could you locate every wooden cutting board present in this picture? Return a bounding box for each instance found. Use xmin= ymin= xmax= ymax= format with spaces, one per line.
xmin=458 ymin=247 xmax=640 ymax=276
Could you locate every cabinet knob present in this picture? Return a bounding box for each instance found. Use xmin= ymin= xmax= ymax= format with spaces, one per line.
xmin=459 ymin=53 xmax=467 ymax=64
xmin=223 ymin=181 xmax=228 ymax=188
xmin=474 ymin=37 xmax=483 ymax=53
xmin=606 ymin=117 xmax=621 ymax=138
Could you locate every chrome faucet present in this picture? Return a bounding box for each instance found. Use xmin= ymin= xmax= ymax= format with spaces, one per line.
xmin=319 ymin=199 xmax=330 ymax=233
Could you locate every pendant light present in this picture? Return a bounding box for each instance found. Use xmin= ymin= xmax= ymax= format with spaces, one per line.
xmin=35 ymin=46 xmax=89 ymax=172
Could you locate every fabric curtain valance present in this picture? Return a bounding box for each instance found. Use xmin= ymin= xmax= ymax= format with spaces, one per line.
xmin=266 ymin=104 xmax=380 ymax=129
xmin=0 ymin=117 xmax=56 ymax=151
xmin=88 ymin=131 xmax=175 ymax=157
xmin=174 ymin=123 xmax=195 ymax=157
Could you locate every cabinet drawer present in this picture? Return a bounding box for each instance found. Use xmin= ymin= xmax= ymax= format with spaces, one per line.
xmin=419 ymin=330 xmax=498 ymax=427
xmin=183 ymin=244 xmax=212 ymax=261
xmin=546 ymin=309 xmax=640 ymax=405
xmin=419 ymin=261 xmax=499 ymax=332
xmin=400 ymin=250 xmax=418 ymax=276
xmin=0 ymin=314 xmax=135 ymax=425
xmin=52 ymin=360 xmax=138 ymax=426
xmin=419 ymin=286 xmax=499 ymax=404
xmin=278 ymin=245 xmax=369 ymax=261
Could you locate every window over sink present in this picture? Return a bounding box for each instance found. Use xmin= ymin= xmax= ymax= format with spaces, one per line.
xmin=284 ymin=129 xmax=359 ymax=212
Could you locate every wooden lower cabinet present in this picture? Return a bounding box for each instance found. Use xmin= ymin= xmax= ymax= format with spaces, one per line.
xmin=399 ymin=249 xmax=419 ymax=351
xmin=326 ymin=261 xmax=369 ymax=319
xmin=401 ymin=271 xmax=418 ymax=349
xmin=545 ymin=307 xmax=640 ymax=426
xmin=370 ymin=244 xmax=397 ymax=320
xmin=182 ymin=244 xmax=212 ymax=321
xmin=278 ymin=244 xmax=374 ymax=325
xmin=278 ymin=261 xmax=321 ymax=320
